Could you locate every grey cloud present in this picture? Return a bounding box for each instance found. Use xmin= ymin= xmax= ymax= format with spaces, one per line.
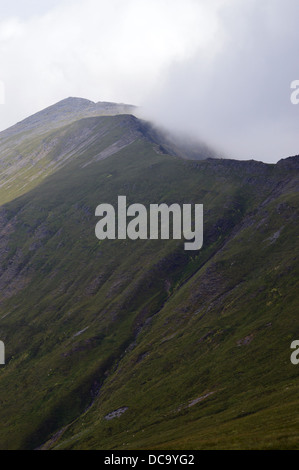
xmin=142 ymin=0 xmax=299 ymax=162
xmin=0 ymin=0 xmax=298 ymax=164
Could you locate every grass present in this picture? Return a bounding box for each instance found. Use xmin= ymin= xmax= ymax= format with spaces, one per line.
xmin=0 ymin=114 xmax=298 ymax=449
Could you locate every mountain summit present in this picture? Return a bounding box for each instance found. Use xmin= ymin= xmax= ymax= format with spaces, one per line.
xmin=0 ymin=98 xmax=217 ymax=205
xmin=0 ymin=97 xmax=137 ymax=138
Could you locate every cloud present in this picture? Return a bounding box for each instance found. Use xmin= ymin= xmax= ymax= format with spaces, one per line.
xmin=141 ymin=0 xmax=299 ymax=162
xmin=0 ymin=0 xmax=298 ymax=162
xmin=0 ymin=0 xmax=217 ymax=127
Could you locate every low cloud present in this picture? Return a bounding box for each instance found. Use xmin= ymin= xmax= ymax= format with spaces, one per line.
xmin=141 ymin=0 xmax=299 ymax=162
xmin=0 ymin=0 xmax=298 ymax=162
xmin=0 ymin=0 xmax=213 ymax=127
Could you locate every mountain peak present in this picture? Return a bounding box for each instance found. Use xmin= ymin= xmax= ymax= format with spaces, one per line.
xmin=53 ymin=96 xmax=96 ymax=108
xmin=0 ymin=97 xmax=137 ymax=140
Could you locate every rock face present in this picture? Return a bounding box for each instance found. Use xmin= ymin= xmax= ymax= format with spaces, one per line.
xmin=0 ymin=99 xmax=298 ymax=450
xmin=105 ymin=407 xmax=129 ymax=420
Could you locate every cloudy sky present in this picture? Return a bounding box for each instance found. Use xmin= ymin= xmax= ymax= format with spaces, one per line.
xmin=0 ymin=0 xmax=298 ymax=162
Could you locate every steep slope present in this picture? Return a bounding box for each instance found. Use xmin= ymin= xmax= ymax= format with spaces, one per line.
xmin=0 ymin=102 xmax=298 ymax=450
xmin=0 ymin=98 xmax=137 ymax=204
xmin=48 ymin=156 xmax=299 ymax=451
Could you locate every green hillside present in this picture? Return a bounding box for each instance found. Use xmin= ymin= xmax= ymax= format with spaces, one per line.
xmin=0 ymin=103 xmax=298 ymax=450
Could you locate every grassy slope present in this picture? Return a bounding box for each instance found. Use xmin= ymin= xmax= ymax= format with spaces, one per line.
xmin=0 ymin=115 xmax=141 ymax=204
xmin=55 ymin=157 xmax=299 ymax=450
xmin=0 ymin=114 xmax=298 ymax=450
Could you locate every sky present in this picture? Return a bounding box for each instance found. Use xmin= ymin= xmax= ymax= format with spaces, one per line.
xmin=0 ymin=0 xmax=298 ymax=162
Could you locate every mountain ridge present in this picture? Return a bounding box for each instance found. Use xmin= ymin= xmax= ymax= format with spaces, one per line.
xmin=0 ymin=99 xmax=219 ymax=205
xmin=0 ymin=97 xmax=137 ymax=139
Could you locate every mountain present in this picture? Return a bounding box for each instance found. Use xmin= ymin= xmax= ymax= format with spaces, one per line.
xmin=0 ymin=98 xmax=216 ymax=206
xmin=0 ymin=99 xmax=298 ymax=450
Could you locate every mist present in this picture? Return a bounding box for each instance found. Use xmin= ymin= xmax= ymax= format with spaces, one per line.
xmin=141 ymin=0 xmax=299 ymax=162
xmin=0 ymin=0 xmax=298 ymax=163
